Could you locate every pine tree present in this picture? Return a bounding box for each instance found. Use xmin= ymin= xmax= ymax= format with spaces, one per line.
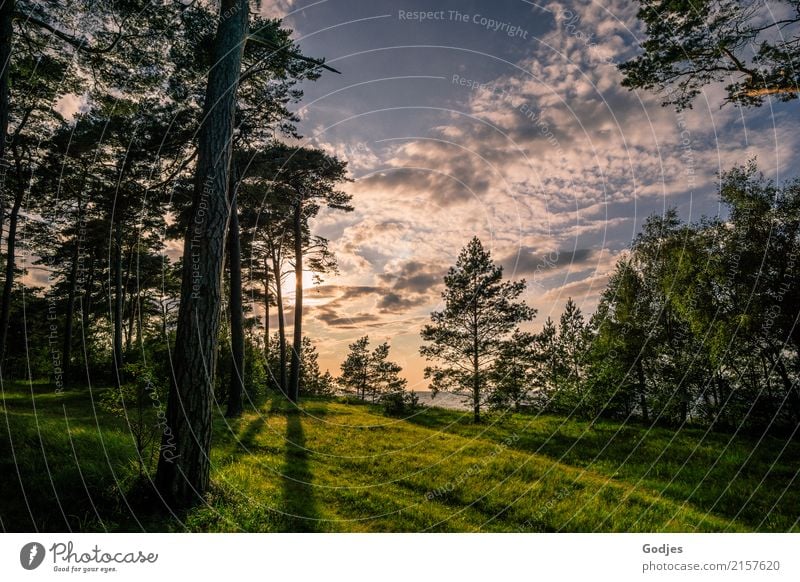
xmin=339 ymin=336 xmax=407 ymax=401
xmin=490 ymin=330 xmax=536 ymax=411
xmin=155 ymin=0 xmax=249 ymax=509
xmin=420 ymin=237 xmax=534 ymax=422
xmin=339 ymin=336 xmax=371 ymax=400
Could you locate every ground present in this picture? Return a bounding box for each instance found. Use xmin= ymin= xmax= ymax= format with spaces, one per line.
xmin=1 ymin=381 xmax=798 ymax=532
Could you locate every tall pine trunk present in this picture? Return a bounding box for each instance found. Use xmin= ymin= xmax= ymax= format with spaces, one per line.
xmin=262 ymin=256 xmax=270 ymax=358
xmin=61 ymin=237 xmax=80 ymax=388
xmin=472 ymin=288 xmax=480 ymax=423
xmin=288 ymin=198 xmax=303 ymax=403
xmin=0 ymin=185 xmax=22 ymax=363
xmin=271 ymin=245 xmax=287 ymax=394
xmin=112 ymin=225 xmax=124 ymax=389
xmin=81 ymin=261 xmax=93 ymax=340
xmin=155 ymin=0 xmax=248 ymax=508
xmin=226 ymin=174 xmax=244 ymax=418
xmin=0 ymin=0 xmax=12 ymax=256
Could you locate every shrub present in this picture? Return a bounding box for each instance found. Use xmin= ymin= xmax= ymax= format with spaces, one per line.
xmin=381 ymin=391 xmax=423 ymax=416
xmin=99 ymin=363 xmax=166 ymax=475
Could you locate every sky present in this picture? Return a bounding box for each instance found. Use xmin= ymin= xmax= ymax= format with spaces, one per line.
xmin=253 ymin=0 xmax=800 ymax=388
xmin=34 ymin=0 xmax=797 ymax=388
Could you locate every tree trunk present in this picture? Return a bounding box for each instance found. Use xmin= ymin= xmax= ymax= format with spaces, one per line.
xmin=0 ymin=186 xmax=22 ymax=364
xmin=288 ymin=198 xmax=303 ymax=403
xmin=636 ymin=358 xmax=649 ymax=424
xmin=472 ymin=290 xmax=480 ymax=423
xmin=226 ymin=174 xmax=244 ymax=418
xmin=263 ymin=256 xmax=270 ymax=358
xmin=271 ymin=245 xmax=287 ymax=394
xmin=81 ymin=262 xmax=93 ymax=337
xmin=112 ymin=225 xmax=124 ymax=389
xmin=155 ymin=0 xmax=248 ymax=509
xmin=61 ymin=236 xmax=80 ymax=388
xmin=473 ymin=358 xmax=480 ymax=423
xmin=125 ymin=288 xmax=135 ymax=353
xmin=0 ymin=0 xmax=12 ymax=254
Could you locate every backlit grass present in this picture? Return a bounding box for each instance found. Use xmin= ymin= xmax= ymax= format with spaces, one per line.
xmin=2 ymin=381 xmax=798 ymax=532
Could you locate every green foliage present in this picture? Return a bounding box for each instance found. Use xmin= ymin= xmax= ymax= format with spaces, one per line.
xmin=98 ymin=363 xmax=166 ymax=476
xmin=576 ymin=161 xmax=800 ymax=431
xmin=299 ymin=337 xmax=335 ymax=397
xmin=380 ymin=390 xmax=423 ymax=416
xmin=488 ymin=330 xmax=537 ymax=411
xmin=339 ymin=335 xmax=407 ymax=401
xmin=620 ymin=0 xmax=800 ymax=108
xmin=420 ymin=237 xmax=535 ymax=421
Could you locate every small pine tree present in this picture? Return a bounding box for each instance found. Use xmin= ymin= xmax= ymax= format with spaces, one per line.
xmin=490 ymin=330 xmax=537 ymax=411
xmin=420 ymin=237 xmax=535 ymax=422
xmin=339 ymin=336 xmax=407 ymax=401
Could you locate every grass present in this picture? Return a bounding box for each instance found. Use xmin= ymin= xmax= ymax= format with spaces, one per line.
xmin=1 ymin=380 xmax=798 ymax=532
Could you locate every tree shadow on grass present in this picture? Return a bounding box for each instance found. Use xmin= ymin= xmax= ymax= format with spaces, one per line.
xmin=280 ymin=408 xmax=321 ymax=532
xmin=263 ymin=395 xmax=326 ymax=529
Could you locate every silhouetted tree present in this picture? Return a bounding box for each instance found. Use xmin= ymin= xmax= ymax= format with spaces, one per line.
xmin=420 ymin=237 xmax=534 ymax=422
xmin=155 ymin=0 xmax=249 ymax=509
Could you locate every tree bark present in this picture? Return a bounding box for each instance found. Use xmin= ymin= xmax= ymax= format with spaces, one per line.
xmin=81 ymin=260 xmax=93 ymax=338
xmin=288 ymin=198 xmax=303 ymax=403
xmin=155 ymin=0 xmax=248 ymax=509
xmin=61 ymin=235 xmax=80 ymax=388
xmin=636 ymin=358 xmax=649 ymax=424
xmin=264 ymin=255 xmax=269 ymax=362
xmin=226 ymin=173 xmax=244 ymax=418
xmin=112 ymin=225 xmax=124 ymax=389
xmin=0 ymin=184 xmax=22 ymax=363
xmin=0 ymin=0 xmax=13 ymax=254
xmin=472 ymin=277 xmax=481 ymax=423
xmin=271 ymin=244 xmax=287 ymax=394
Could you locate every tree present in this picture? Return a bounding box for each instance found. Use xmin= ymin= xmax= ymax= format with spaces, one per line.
xmin=0 ymin=0 xmax=180 ymax=369
xmin=298 ymin=336 xmax=334 ymax=397
xmin=588 ymin=260 xmax=654 ymax=422
xmin=489 ymin=330 xmax=537 ymax=411
xmin=339 ymin=336 xmax=407 ymax=401
xmin=154 ymin=0 xmax=249 ymax=509
xmin=369 ymin=341 xmax=407 ymax=401
xmin=620 ymin=0 xmax=800 ymax=109
xmin=530 ymin=317 xmax=562 ymax=409
xmin=420 ymin=237 xmax=534 ymax=422
xmin=225 ymin=17 xmax=331 ymax=416
xmin=339 ymin=336 xmax=371 ymax=399
xmin=253 ymin=144 xmax=350 ymax=403
xmin=554 ymin=297 xmax=590 ymax=412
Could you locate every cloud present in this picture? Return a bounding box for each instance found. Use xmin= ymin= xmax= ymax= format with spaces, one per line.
xmin=501 ymin=246 xmax=596 ymax=276
xmin=313 ymin=305 xmax=382 ymax=328
xmin=378 ymin=259 xmax=443 ymax=293
xmin=282 ymin=0 xmax=799 ymax=384
xmin=259 ymin=0 xmax=296 ymax=19
xmin=376 ymin=292 xmax=429 ymax=313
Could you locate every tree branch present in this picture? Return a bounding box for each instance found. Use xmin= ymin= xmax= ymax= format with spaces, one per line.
xmin=14 ymin=11 xmax=125 ymax=54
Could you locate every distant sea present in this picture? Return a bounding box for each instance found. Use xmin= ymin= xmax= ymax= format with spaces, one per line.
xmin=411 ymin=391 xmax=470 ymax=411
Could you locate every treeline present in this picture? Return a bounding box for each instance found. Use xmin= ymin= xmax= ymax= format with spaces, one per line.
xmin=0 ymin=1 xmax=353 ymax=505
xmin=422 ymin=164 xmax=800 ymax=434
xmin=0 ymin=1 xmax=345 ymax=399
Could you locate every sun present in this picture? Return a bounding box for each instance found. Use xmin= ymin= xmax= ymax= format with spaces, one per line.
xmin=282 ymin=270 xmax=317 ymax=299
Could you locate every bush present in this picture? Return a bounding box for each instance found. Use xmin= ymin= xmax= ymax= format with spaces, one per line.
xmin=380 ymin=391 xmax=423 ymax=416
xmin=338 ymin=395 xmax=368 ymax=405
xmin=99 ymin=363 xmax=166 ymax=475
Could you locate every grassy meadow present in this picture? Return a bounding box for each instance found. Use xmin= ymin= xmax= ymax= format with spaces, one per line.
xmin=1 ymin=380 xmax=798 ymax=532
